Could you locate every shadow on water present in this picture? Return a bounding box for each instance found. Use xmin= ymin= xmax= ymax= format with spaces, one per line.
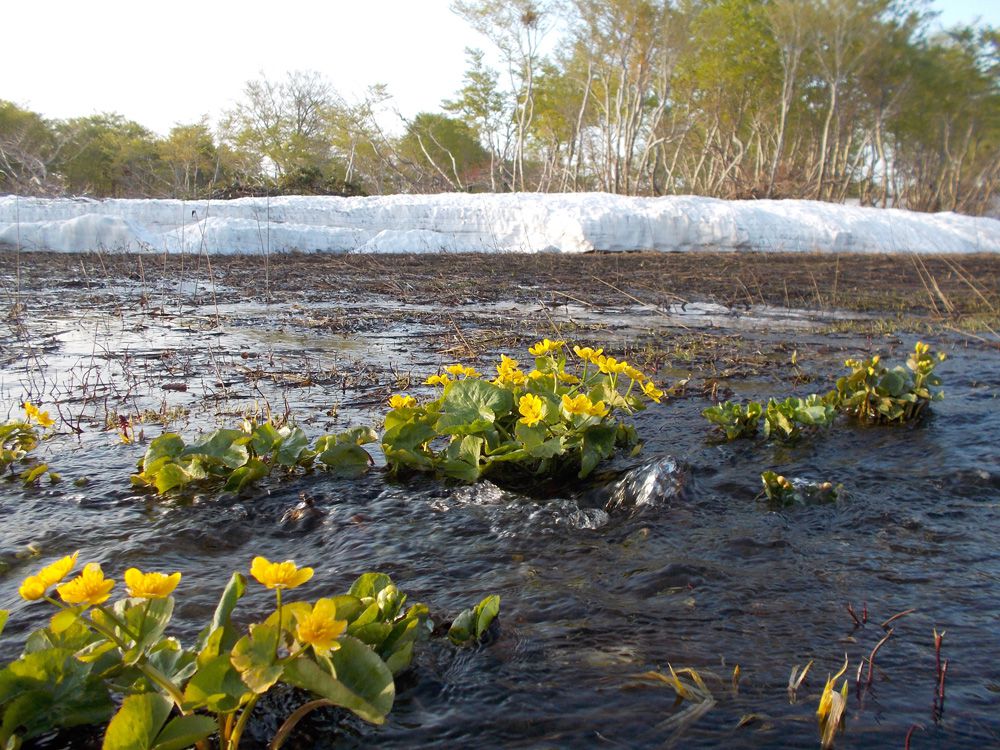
xmin=1 ymin=292 xmax=998 ymax=748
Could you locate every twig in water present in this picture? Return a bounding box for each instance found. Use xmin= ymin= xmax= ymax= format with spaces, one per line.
xmin=866 ymin=628 xmax=894 ymax=687
xmin=846 ymin=602 xmax=863 ymax=627
xmin=905 ymin=724 xmax=923 ymax=749
xmin=881 ymin=608 xmax=916 ymax=629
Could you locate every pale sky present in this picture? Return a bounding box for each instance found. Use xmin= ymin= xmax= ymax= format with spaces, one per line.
xmin=3 ymin=0 xmax=996 ymax=137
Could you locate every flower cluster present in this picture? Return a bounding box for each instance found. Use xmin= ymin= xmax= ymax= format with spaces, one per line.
xmin=383 ymin=340 xmax=669 ymax=482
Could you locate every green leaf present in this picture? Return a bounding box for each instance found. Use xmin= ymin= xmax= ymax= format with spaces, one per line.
xmin=146 ymin=639 xmax=198 ymax=686
xmin=152 ymin=714 xmax=217 ymax=750
xmin=223 ymin=458 xmax=269 ymax=493
xmin=381 ymin=422 xmax=437 ymax=469
xmin=442 ymin=435 xmax=484 ymax=482
xmin=152 ymin=463 xmax=193 ymax=494
xmin=580 ymin=425 xmax=616 ymax=478
xmin=435 ymin=379 xmax=513 ymax=435
xmin=349 ymin=573 xmax=394 ymax=601
xmin=448 ymin=609 xmax=476 ymax=645
xmin=283 ymin=636 xmax=395 ymax=725
xmin=119 ymin=597 xmax=174 ymax=666
xmin=0 ymin=648 xmax=113 ymax=745
xmin=182 ymin=653 xmax=249 ymax=713
xmin=230 ymin=623 xmax=283 ymax=694
xmin=316 ymin=442 xmax=372 ymax=477
xmin=0 ymin=611 xmax=6 ymax=639
xmin=337 ymin=426 xmax=379 ymax=445
xmin=102 ymin=692 xmax=172 ymax=750
xmin=274 ymin=426 xmax=311 ymax=467
xmin=182 ymin=429 xmax=248 ymax=469
xmin=196 ymin=572 xmax=246 ymax=656
xmin=140 ymin=434 xmax=186 ymax=470
xmin=249 ymin=422 xmax=281 ymax=456
xmin=474 ymin=595 xmax=500 ymax=638
xmin=49 ymin=607 xmax=83 ymax=635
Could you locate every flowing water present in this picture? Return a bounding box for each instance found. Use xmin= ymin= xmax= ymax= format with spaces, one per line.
xmin=1 ymin=287 xmax=998 ymax=749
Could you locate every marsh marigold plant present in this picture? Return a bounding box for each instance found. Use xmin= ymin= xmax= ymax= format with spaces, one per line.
xmin=381 ymin=341 xmax=671 ymax=483
xmin=1 ymin=553 xmax=495 ymax=749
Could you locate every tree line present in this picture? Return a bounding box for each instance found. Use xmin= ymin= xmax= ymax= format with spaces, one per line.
xmin=1 ymin=0 xmax=997 ymax=214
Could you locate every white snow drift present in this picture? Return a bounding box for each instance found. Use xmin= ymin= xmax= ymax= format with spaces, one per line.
xmin=0 ymin=193 xmax=997 ymax=255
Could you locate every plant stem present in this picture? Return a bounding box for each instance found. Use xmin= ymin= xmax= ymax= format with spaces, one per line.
xmin=229 ymin=696 xmax=260 ymax=750
xmin=269 ymin=699 xmax=335 ymax=750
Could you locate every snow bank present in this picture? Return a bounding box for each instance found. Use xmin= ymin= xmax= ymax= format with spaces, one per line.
xmin=0 ymin=193 xmax=996 ymax=254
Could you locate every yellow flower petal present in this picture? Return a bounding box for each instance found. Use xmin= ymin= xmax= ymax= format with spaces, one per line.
xmin=518 ymin=393 xmax=544 ymax=427
xmin=36 ymin=552 xmax=79 ymax=587
xmin=124 ymin=568 xmax=182 ymax=599
xmin=19 ymin=575 xmax=47 ymax=601
xmin=57 ymin=563 xmax=115 ymax=606
xmin=295 ymin=598 xmax=348 ymax=656
xmin=388 ymin=394 xmax=417 ymax=409
xmin=250 ymin=556 xmax=314 ymax=590
xmin=528 ymin=338 xmax=565 ymax=356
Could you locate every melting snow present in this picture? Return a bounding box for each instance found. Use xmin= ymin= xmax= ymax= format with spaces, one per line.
xmin=0 ymin=192 xmax=996 ymax=254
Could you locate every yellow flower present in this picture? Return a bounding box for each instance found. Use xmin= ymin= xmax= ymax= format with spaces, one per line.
xmin=250 ymin=556 xmax=314 ymax=590
xmin=642 ymin=381 xmax=664 ymax=403
xmin=573 ymin=346 xmax=604 ymax=364
xmin=557 ymin=371 xmax=580 ymax=385
xmin=528 ymin=338 xmax=565 ymax=356
xmin=518 ymin=393 xmax=544 ymax=427
xmin=444 ymin=364 xmax=481 ymax=379
xmin=528 ymin=370 xmax=547 ymax=381
xmin=19 ymin=575 xmax=47 ymax=601
xmin=23 ymin=401 xmax=54 ymax=427
xmin=561 ymin=394 xmax=608 ymax=418
xmin=294 ymin=598 xmax=348 ymax=656
xmin=596 ymin=356 xmax=629 ymax=375
xmin=37 ymin=552 xmax=79 ymax=587
xmin=124 ymin=568 xmax=182 ymax=599
xmin=622 ymin=365 xmax=647 ymax=383
xmin=494 ymin=355 xmax=527 ymax=387
xmin=914 ymin=341 xmax=929 ymax=355
xmin=388 ymin=394 xmax=417 ymax=409
xmin=57 ymin=563 xmax=115 ymax=606
xmin=424 ymin=374 xmax=453 ymax=387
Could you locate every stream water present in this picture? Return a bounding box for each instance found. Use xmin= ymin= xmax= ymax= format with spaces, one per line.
xmin=1 ymin=291 xmax=998 ymax=749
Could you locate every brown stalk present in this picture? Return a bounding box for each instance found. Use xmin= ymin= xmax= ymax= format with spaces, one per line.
xmin=866 ymin=627 xmax=894 ymax=687
xmin=881 ymin=608 xmax=916 ymax=629
xmin=846 ymin=602 xmax=862 ymax=627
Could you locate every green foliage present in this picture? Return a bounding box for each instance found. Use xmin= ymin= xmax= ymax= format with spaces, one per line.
xmin=398 ymin=112 xmax=491 ymax=190
xmin=762 ymin=395 xmax=837 ymax=442
xmin=1 ymin=403 xmax=57 ymax=486
xmin=131 ymin=421 xmax=376 ymax=495
xmin=382 ymin=342 xmax=667 ymax=483
xmin=827 ymin=342 xmax=946 ymax=424
xmin=2 ymin=556 xmax=497 ymax=748
xmin=759 ymin=471 xmax=840 ymax=506
xmin=448 ymin=595 xmax=501 ymax=646
xmin=701 ymin=401 xmax=762 ymax=440
xmin=705 ymin=394 xmax=836 ymax=443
